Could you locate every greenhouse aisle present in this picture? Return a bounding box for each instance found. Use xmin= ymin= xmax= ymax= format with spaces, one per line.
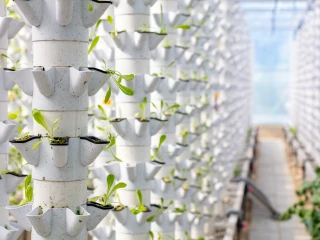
xmin=248 ymin=127 xmax=310 ymax=240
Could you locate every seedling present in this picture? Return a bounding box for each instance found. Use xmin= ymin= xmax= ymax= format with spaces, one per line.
xmin=107 ymin=15 xmax=123 ymax=39
xmin=233 ymin=167 xmax=241 ymax=177
xmin=15 ymin=125 xmax=31 ymax=141
xmin=180 ymin=129 xmax=189 ymax=145
xmin=96 ymin=125 xmax=112 ymax=139
xmin=89 ymin=174 xmax=127 ymax=206
xmin=88 ymin=2 xmax=93 ymax=11
xmin=32 ymin=108 xmax=62 ymax=149
xmin=151 ymin=135 xmax=166 ymax=161
xmin=173 ymin=204 xmax=187 ymax=213
xmin=19 ymin=174 xmax=33 ymax=206
xmin=1 ymin=161 xmax=25 ymax=175
xmin=151 ymin=100 xmax=180 ymax=118
xmin=281 ymin=168 xmax=320 ymax=238
xmin=152 ymin=61 xmax=175 ymax=78
xmin=76 ymin=208 xmax=84 ymax=215
xmin=96 ymin=104 xmax=112 ymax=121
xmin=1 ymin=54 xmax=20 ymax=70
xmin=139 ymin=23 xmax=151 ymax=32
xmin=162 ymin=39 xmax=172 ymax=48
xmin=179 ymin=71 xmax=189 ymax=81
xmin=205 ymin=156 xmax=214 ymax=169
xmin=194 ymin=168 xmax=206 ymax=177
xmin=170 ymin=168 xmax=188 ymax=189
xmin=100 ymin=60 xmax=135 ymax=104
xmin=135 ymin=97 xmax=148 ymax=121
xmin=9 ymin=148 xmax=23 ymax=171
xmin=191 ymin=71 xmax=200 ymax=81
xmin=130 ymin=190 xmax=148 ymax=214
xmin=158 ymin=4 xmax=190 ymax=34
xmin=108 ymin=16 xmax=118 ymax=38
xmin=289 ymin=127 xmax=297 ymax=135
xmin=147 ymin=198 xmax=173 ymax=222
xmin=159 ymin=5 xmax=167 ymax=34
xmin=104 ymin=134 xmax=123 ymax=162
xmin=201 ymin=74 xmax=208 ymax=82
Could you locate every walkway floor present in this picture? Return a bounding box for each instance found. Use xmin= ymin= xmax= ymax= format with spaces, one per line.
xmin=249 ymin=139 xmax=310 ymax=240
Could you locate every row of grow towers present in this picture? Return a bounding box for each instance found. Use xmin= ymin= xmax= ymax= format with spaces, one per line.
xmin=290 ymin=0 xmax=320 ymax=166
xmin=0 ymin=0 xmax=252 ymax=239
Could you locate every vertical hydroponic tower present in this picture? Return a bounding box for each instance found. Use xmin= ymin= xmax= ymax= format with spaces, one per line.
xmin=102 ymin=0 xmax=167 ymax=239
xmin=0 ymin=1 xmax=25 ymax=239
xmin=7 ymin=1 xmax=114 ymax=239
xmin=148 ymin=0 xmax=190 ymax=238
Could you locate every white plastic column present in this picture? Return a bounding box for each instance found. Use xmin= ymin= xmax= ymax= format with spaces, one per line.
xmin=102 ymin=0 xmax=167 ymax=240
xmin=0 ymin=1 xmax=25 ymax=239
xmin=7 ymin=1 xmax=113 ymax=239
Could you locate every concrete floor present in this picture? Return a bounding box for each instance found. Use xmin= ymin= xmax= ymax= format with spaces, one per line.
xmin=249 ymin=139 xmax=310 ymax=240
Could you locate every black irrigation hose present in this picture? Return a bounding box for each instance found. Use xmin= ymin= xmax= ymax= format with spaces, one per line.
xmin=232 ymin=177 xmax=281 ymax=220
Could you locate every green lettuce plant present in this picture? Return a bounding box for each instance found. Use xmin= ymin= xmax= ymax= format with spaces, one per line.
xmin=152 ymin=61 xmax=175 ymax=78
xmin=135 ymin=97 xmax=148 ymax=121
xmin=32 ymin=108 xmax=62 ymax=149
xmin=158 ymin=5 xmax=190 ymax=34
xmin=100 ymin=59 xmax=135 ymax=104
xmin=89 ymin=174 xmax=127 ymax=206
xmin=281 ymin=168 xmax=320 ymax=238
xmin=151 ymin=135 xmax=166 ymax=161
xmin=19 ymin=175 xmax=33 ymax=206
xmin=104 ymin=134 xmax=123 ymax=162
xmin=15 ymin=125 xmax=30 ymax=141
xmin=1 ymin=54 xmax=20 ymax=70
xmin=130 ymin=190 xmax=148 ymax=214
xmin=147 ymin=198 xmax=173 ymax=222
xmin=151 ymin=100 xmax=180 ymax=118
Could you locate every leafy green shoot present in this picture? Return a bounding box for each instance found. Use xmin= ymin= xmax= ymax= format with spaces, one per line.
xmin=130 ymin=190 xmax=148 ymax=214
xmin=173 ymin=204 xmax=187 ymax=213
xmin=89 ymin=174 xmax=127 ymax=206
xmin=139 ymin=23 xmax=151 ymax=32
xmin=102 ymin=65 xmax=134 ymax=103
xmin=180 ymin=128 xmax=189 ymax=145
xmin=1 ymin=54 xmax=20 ymax=70
xmin=135 ymin=97 xmax=148 ymax=121
xmin=151 ymin=100 xmax=180 ymax=119
xmin=19 ymin=175 xmax=33 ymax=206
xmin=152 ymin=61 xmax=175 ymax=78
xmin=151 ymin=135 xmax=166 ymax=161
xmin=15 ymin=125 xmax=30 ymax=141
xmin=88 ymin=3 xmax=93 ymax=11
xmin=32 ymin=108 xmax=62 ymax=149
xmin=159 ymin=5 xmax=167 ymax=34
xmin=104 ymin=134 xmax=123 ymax=163
xmin=289 ymin=127 xmax=297 ymax=136
xmin=147 ymin=198 xmax=173 ymax=222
